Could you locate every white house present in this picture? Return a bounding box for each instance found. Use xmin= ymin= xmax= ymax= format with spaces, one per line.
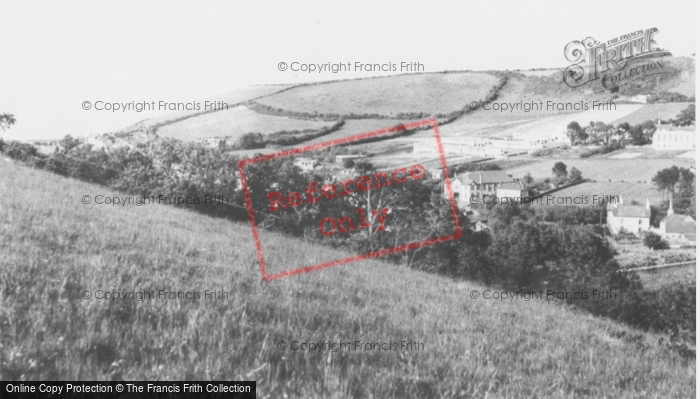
xmin=607 ymin=197 xmax=651 ymax=235
xmin=294 ymin=157 xmax=319 ymax=172
xmin=658 ymin=200 xmax=696 ymax=246
xmin=652 ymin=123 xmax=695 ymax=150
xmin=496 ymin=182 xmax=528 ymax=201
xmin=444 ymin=171 xmax=515 ymax=204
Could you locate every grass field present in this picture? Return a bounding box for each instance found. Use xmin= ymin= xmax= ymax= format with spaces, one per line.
xmin=441 ymin=104 xmax=644 ymax=139
xmin=155 ymin=105 xmax=337 ymax=141
xmin=542 ymin=181 xmax=664 ymax=206
xmin=635 ymin=265 xmax=696 ymax=291
xmin=0 ymin=161 xmax=695 ymax=397
xmin=505 ymin=158 xmax=695 ymax=183
xmin=303 ymin=119 xmax=409 ymax=145
xmin=611 ymin=102 xmax=693 ymax=126
xmin=255 ymin=72 xmax=499 ymax=116
xmin=115 ymin=85 xmax=293 ymax=134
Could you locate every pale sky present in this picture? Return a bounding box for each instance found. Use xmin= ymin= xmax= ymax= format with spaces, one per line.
xmin=0 ymin=0 xmax=696 ymax=140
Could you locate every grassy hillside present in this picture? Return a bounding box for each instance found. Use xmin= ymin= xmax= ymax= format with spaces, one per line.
xmin=543 ymin=181 xmax=664 ymax=206
xmin=156 ymin=105 xmax=337 ymax=141
xmin=113 ymin=85 xmax=293 ymax=136
xmin=612 ymin=102 xmax=693 ymax=126
xmin=255 ymin=72 xmax=499 ymax=116
xmin=506 ymin=158 xmax=695 ymax=184
xmin=0 ymin=160 xmax=694 ymax=398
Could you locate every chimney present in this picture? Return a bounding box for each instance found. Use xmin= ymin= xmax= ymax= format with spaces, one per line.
xmin=479 ymin=173 xmax=483 ymax=184
xmin=645 ymin=198 xmax=650 ymax=210
xmin=668 ymin=197 xmax=674 ymax=215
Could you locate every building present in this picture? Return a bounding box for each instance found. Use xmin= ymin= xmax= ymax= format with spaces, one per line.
xmin=426 ymin=168 xmax=445 ymax=180
xmin=606 ymin=197 xmax=651 ymax=235
xmin=628 ymin=94 xmax=649 ymax=103
xmin=658 ymin=200 xmax=696 ymax=246
xmin=513 ymin=130 xmax=568 ymax=145
xmin=652 ymin=123 xmax=695 ymax=150
xmin=294 ymin=157 xmax=319 ymax=172
xmin=444 ymin=171 xmax=515 ymax=204
xmin=413 ymin=138 xmax=505 ymax=156
xmin=496 ymin=182 xmax=528 ymax=201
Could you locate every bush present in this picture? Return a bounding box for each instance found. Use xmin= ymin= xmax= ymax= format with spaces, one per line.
xmin=643 ymin=232 xmax=669 ymax=250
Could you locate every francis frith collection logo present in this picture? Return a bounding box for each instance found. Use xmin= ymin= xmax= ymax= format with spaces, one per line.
xmin=563 ymin=28 xmax=672 ymax=91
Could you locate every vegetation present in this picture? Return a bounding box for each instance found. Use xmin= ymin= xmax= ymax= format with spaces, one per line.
xmin=254 ymin=72 xmax=500 ymax=118
xmin=0 ymin=161 xmax=695 ymax=397
xmin=643 ymin=232 xmax=670 ymax=250
xmin=0 ymin=113 xmax=16 ymax=131
xmin=579 ymin=141 xmax=625 ymax=158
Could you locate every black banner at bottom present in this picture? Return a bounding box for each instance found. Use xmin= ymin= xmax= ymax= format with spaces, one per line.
xmin=2 ymin=381 xmax=256 ymax=399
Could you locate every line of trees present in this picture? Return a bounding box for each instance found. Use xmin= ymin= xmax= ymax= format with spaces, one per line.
xmin=566 ymin=103 xmax=695 ymax=148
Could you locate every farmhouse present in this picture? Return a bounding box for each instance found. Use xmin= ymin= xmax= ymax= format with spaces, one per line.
xmin=652 ymin=123 xmax=695 ymax=150
xmin=444 ymin=170 xmax=515 ymax=204
xmin=496 ymin=182 xmax=528 ymax=200
xmin=658 ymin=200 xmax=696 ymax=246
xmin=293 ymin=157 xmax=319 ymax=172
xmin=606 ymin=197 xmax=651 ymax=235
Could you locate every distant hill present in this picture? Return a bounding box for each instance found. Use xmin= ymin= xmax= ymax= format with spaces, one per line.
xmin=0 ymin=159 xmax=694 ymax=397
xmin=109 ymin=57 xmax=693 ymax=147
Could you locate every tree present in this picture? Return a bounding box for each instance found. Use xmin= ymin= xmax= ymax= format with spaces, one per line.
xmin=678 ymin=168 xmax=695 ymax=198
xmin=566 ymin=121 xmax=586 ymax=145
xmin=674 ymin=104 xmax=695 ymax=126
xmin=59 ymin=135 xmax=82 ymax=151
xmin=239 ymin=132 xmax=264 ymax=149
xmin=652 ymin=166 xmax=681 ymax=198
xmin=643 ymin=232 xmax=669 ymax=250
xmin=342 ymin=158 xmax=355 ymax=168
xmin=522 ymin=173 xmax=534 ymax=189
xmin=568 ymin=167 xmax=583 ymax=182
xmin=0 ymin=113 xmax=16 ymax=131
xmin=552 ymin=162 xmax=568 ymax=181
xmin=354 ymin=160 xmax=374 ymax=174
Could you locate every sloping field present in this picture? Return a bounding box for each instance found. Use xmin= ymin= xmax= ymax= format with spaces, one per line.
xmin=303 ymin=118 xmax=409 ymax=145
xmin=255 ymin=72 xmax=499 ymax=116
xmin=611 ymin=102 xmax=693 ymax=126
xmin=0 ymin=161 xmax=694 ymax=397
xmin=156 ymin=105 xmax=337 ymax=141
xmin=506 ymin=158 xmax=695 ymax=183
xmin=439 ymin=104 xmax=643 ymax=142
xmin=542 ymin=181 xmax=664 ymax=206
xmin=115 ymin=85 xmax=292 ymax=133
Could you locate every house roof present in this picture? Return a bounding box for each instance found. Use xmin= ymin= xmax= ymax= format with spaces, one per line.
xmin=662 ymin=214 xmax=696 ymax=235
xmin=497 ymin=182 xmax=523 ymax=191
xmin=609 ymin=205 xmax=651 ymax=218
xmin=454 ymin=171 xmax=513 ymax=185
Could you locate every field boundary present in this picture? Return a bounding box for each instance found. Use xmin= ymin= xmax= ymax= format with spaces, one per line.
xmin=622 ymin=260 xmax=696 ymax=272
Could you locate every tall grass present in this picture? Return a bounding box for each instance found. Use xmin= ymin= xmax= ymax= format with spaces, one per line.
xmin=0 ymin=161 xmax=694 ymax=398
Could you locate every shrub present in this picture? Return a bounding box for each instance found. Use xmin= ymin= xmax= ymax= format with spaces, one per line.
xmin=643 ymin=232 xmax=669 ymax=250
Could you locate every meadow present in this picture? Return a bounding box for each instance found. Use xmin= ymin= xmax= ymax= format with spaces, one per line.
xmin=611 ymin=102 xmax=693 ymax=126
xmin=255 ymin=73 xmax=499 ymax=116
xmin=505 ymin=157 xmax=695 ymax=183
xmin=303 ymin=119 xmax=409 ymax=145
xmin=541 ymin=181 xmax=664 ymax=206
xmin=135 ymin=85 xmax=292 ymax=131
xmin=0 ymin=158 xmax=695 ymax=398
xmin=156 ymin=105 xmax=337 ymax=141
